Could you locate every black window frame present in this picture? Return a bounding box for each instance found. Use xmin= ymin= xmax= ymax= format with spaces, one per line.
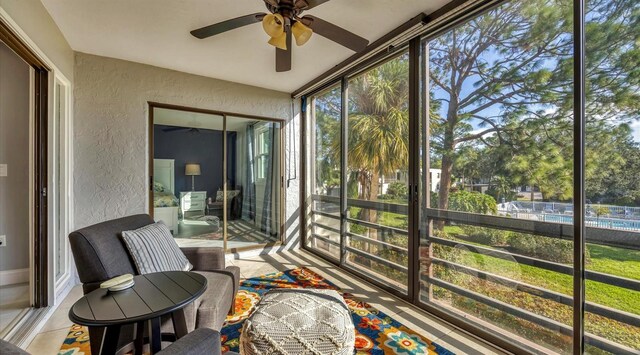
xmin=296 ymin=0 xmax=636 ymax=353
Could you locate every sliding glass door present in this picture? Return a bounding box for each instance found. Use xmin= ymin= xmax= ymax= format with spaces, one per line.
xmin=0 ymin=40 xmax=32 ymax=336
xmin=151 ymin=106 xmax=283 ymax=253
xmin=419 ymin=0 xmax=576 ymax=352
xmin=229 ymin=117 xmax=282 ymax=249
xmin=306 ymin=53 xmax=412 ymax=293
xmin=303 ymin=0 xmax=639 ymax=353
xmin=344 ymin=52 xmax=411 ymax=293
xmin=152 ymin=108 xmax=226 ymax=248
xmin=584 ymin=0 xmax=640 ymax=352
xmin=307 ymin=84 xmax=342 ymax=261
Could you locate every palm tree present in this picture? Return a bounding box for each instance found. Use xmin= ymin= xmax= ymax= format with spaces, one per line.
xmin=345 ymin=54 xmax=410 ymax=234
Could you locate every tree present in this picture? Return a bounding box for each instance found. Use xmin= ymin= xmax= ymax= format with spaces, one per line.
xmin=428 ymin=0 xmax=640 ymax=215
xmin=453 ymin=146 xmax=483 ymax=190
xmin=507 ymin=127 xmax=574 ymax=201
xmin=386 ymin=182 xmax=409 ymax=200
xmin=585 ymin=125 xmax=638 ymax=203
xmin=606 ymin=142 xmax=640 ymax=205
xmin=583 ymin=0 xmax=640 ymax=204
xmin=345 ymin=54 xmax=410 ymax=229
xmin=313 ymin=87 xmax=341 ymax=193
xmin=448 ymin=190 xmax=498 ymax=215
xmin=430 ymin=0 xmax=574 ymax=212
xmin=594 ymin=206 xmax=610 ymax=217
xmin=488 ymin=176 xmax=517 ymax=202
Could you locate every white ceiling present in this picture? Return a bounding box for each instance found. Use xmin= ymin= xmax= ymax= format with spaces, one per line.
xmin=41 ymin=0 xmax=451 ymax=93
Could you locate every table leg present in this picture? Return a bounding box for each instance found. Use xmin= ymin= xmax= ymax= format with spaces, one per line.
xmin=148 ymin=317 xmax=162 ymax=354
xmin=171 ymin=309 xmax=188 ymax=339
xmin=100 ymin=325 xmax=121 ymax=355
xmin=134 ymin=321 xmax=145 ymax=354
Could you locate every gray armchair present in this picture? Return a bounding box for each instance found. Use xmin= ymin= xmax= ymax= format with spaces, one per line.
xmin=69 ymin=214 xmax=239 ymax=355
xmin=0 ymin=329 xmax=237 ymax=355
xmin=0 ymin=339 xmax=28 ymax=355
xmin=157 ymin=327 xmax=238 ymax=355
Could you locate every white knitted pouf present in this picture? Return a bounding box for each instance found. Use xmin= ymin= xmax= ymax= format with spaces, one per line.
xmin=239 ymin=288 xmax=355 ymax=355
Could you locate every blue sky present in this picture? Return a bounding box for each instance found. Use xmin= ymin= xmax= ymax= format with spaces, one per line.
xmin=631 ymin=121 xmax=640 ymax=142
xmin=428 ymin=37 xmax=640 ymax=145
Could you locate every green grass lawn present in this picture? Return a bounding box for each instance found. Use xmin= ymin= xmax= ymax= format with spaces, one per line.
xmin=371 ymin=210 xmax=639 ymax=350
xmin=443 ymin=225 xmax=640 ymax=314
xmin=378 ymin=211 xmax=407 ymax=229
xmin=376 ymin=212 xmax=640 ymax=314
xmin=447 ymin=247 xmax=640 ymax=315
xmin=588 ymin=244 xmax=640 ymax=281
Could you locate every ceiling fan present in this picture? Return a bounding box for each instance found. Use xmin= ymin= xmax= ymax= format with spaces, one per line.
xmin=162 ymin=126 xmax=201 ymax=133
xmin=190 ymin=0 xmax=369 ymax=72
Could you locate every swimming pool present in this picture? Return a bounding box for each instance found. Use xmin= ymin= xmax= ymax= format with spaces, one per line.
xmin=530 ymin=213 xmax=640 ymax=232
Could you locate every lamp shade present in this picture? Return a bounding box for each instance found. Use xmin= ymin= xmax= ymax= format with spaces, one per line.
xmin=268 ymin=31 xmax=288 ymax=50
xmin=292 ymin=21 xmax=312 ymax=46
xmin=262 ymin=13 xmax=284 ymax=38
xmin=185 ymin=163 xmax=201 ymax=176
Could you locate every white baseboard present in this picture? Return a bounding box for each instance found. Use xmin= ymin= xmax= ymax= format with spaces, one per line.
xmin=0 ymin=268 xmax=29 ymax=286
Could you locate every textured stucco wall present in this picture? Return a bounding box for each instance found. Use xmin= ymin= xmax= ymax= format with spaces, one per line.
xmin=74 ymin=53 xmax=301 ymax=250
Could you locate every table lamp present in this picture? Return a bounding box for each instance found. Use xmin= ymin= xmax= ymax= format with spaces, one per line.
xmin=185 ymin=163 xmax=201 ymax=191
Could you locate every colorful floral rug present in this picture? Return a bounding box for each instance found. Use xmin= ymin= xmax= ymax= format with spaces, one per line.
xmin=59 ymin=267 xmax=453 ymax=354
xmin=59 ymin=324 xmax=90 ymax=355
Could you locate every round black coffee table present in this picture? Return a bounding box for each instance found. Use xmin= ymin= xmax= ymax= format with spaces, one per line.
xmin=69 ymin=271 xmax=207 ymax=355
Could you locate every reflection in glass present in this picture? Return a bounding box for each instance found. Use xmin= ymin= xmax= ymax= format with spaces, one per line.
xmin=307 ymin=85 xmax=342 ymax=260
xmin=232 ymin=119 xmax=281 ymax=247
xmin=0 ymin=41 xmax=32 ymax=336
xmin=152 ymin=108 xmax=281 ymax=251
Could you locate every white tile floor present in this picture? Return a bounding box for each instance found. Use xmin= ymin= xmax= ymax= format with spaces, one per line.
xmin=25 ymin=286 xmax=82 ymax=354
xmin=24 ymin=249 xmax=507 ymax=354
xmin=0 ymin=283 xmax=30 ymax=337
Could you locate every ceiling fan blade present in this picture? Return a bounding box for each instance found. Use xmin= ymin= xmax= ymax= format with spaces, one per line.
xmin=191 ymin=13 xmax=266 ymax=39
xmin=162 ymin=127 xmax=189 ymax=132
xmin=302 ymin=15 xmax=368 ymax=52
xmin=275 ymin=30 xmax=292 ymax=72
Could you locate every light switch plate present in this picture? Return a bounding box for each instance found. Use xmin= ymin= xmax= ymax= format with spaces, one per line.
xmin=0 ymin=235 xmax=6 ymax=247
xmin=0 ymin=164 xmax=6 ymax=177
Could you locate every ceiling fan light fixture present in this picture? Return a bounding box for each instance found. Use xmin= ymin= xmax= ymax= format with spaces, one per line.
xmin=190 ymin=0 xmax=370 ymax=72
xmin=262 ymin=13 xmax=285 ymax=38
xmin=292 ymin=21 xmax=312 ymax=46
xmin=268 ymin=31 xmax=288 ymax=50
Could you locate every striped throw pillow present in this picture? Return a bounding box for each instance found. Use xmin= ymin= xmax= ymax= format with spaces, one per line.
xmin=121 ymin=221 xmax=193 ymax=274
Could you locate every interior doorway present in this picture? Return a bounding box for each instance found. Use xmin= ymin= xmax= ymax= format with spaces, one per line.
xmin=0 ymin=21 xmax=49 ymax=339
xmin=148 ymin=103 xmax=285 ymax=253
